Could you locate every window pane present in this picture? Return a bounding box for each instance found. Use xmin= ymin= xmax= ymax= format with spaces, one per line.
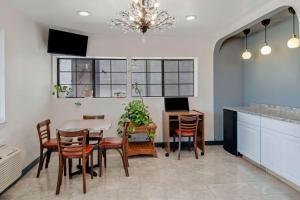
xmin=59 ymin=72 xmax=75 ymax=84
xmin=95 ymin=85 xmax=111 ymax=97
xmin=180 ymin=84 xmax=194 ymax=96
xmin=76 ymin=85 xmax=93 ymax=97
xmin=95 ymin=60 xmax=110 ymax=73
xmin=95 ymin=73 xmax=110 ymax=84
xmin=147 ymin=60 xmax=161 ymax=72
xmin=164 ymin=60 xmax=178 ymax=72
xmin=164 ymin=73 xmax=178 ymax=84
xmin=112 ymin=73 xmax=127 ymax=84
xmin=147 ymin=73 xmax=162 ymax=84
xmin=112 ymin=85 xmax=127 ymax=97
xmin=76 ymin=59 xmax=93 ymax=71
xmin=179 ymin=60 xmax=193 ymax=72
xmin=132 ymin=60 xmax=146 ymax=72
xmin=132 ymin=84 xmax=146 ymax=96
xmin=164 ymin=85 xmax=179 ymax=96
xmin=77 ymin=72 xmax=92 ymax=84
xmin=59 ymin=59 xmax=75 ymax=71
xmin=132 ymin=73 xmax=146 ymax=84
xmin=147 ymin=85 xmax=162 ymax=96
xmin=112 ymin=60 xmax=127 ymax=72
xmin=179 ymin=73 xmax=193 ymax=84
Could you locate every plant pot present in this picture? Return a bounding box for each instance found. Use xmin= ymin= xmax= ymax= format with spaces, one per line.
xmin=58 ymin=92 xmax=67 ymax=98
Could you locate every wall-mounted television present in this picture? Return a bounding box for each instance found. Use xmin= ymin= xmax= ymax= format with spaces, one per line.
xmin=164 ymin=97 xmax=189 ymax=111
xmin=47 ymin=29 xmax=88 ymax=56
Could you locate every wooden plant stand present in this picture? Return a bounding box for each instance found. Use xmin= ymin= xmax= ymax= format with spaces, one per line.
xmin=127 ymin=123 xmax=157 ymax=157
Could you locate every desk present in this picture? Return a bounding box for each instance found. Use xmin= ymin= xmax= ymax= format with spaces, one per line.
xmin=162 ymin=110 xmax=205 ymax=157
xmin=58 ymin=119 xmax=112 ymax=176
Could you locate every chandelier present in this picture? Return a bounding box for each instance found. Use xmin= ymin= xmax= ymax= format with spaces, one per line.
xmin=111 ymin=0 xmax=175 ymax=34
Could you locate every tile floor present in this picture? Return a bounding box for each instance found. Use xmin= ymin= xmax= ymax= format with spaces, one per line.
xmin=1 ymin=146 xmax=300 ymax=200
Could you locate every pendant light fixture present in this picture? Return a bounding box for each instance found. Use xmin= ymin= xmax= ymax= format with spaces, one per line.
xmin=261 ymin=19 xmax=272 ymax=55
xmin=287 ymin=7 xmax=300 ymax=48
xmin=241 ymin=29 xmax=252 ymax=60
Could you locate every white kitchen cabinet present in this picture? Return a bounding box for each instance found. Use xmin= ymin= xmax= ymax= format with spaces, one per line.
xmin=237 ymin=113 xmax=261 ymax=164
xmin=261 ymin=127 xmax=281 ymax=174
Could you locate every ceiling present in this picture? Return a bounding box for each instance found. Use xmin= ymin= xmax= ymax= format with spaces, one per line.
xmin=5 ymin=0 xmax=274 ymax=37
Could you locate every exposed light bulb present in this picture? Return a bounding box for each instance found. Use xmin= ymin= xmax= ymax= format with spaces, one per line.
xmin=241 ymin=50 xmax=252 ymax=60
xmin=287 ymin=35 xmax=300 ymax=48
xmin=154 ymin=2 xmax=160 ymax=8
xmin=151 ymin=14 xmax=157 ymax=20
xmin=186 ymin=15 xmax=196 ymax=21
xmin=133 ymin=0 xmax=139 ymax=4
xmin=78 ymin=11 xmax=90 ymax=16
xmin=261 ymin=44 xmax=272 ymax=55
xmin=151 ymin=21 xmax=155 ymax=25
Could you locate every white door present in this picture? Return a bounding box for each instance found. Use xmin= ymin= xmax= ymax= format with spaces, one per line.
xmin=238 ymin=121 xmax=261 ymax=164
xmin=261 ymin=128 xmax=281 ymax=174
xmin=281 ymin=134 xmax=300 ymax=187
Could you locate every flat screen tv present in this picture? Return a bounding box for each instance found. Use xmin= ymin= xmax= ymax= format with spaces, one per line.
xmin=47 ymin=29 xmax=88 ymax=56
xmin=164 ymin=97 xmax=189 ymax=111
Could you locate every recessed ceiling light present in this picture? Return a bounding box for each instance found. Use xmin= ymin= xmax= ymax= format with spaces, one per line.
xmin=186 ymin=15 xmax=196 ymax=21
xmin=78 ymin=11 xmax=90 ymax=16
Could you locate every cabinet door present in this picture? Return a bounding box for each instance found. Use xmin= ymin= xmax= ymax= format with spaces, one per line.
xmin=237 ymin=121 xmax=261 ymax=164
xmin=281 ymin=135 xmax=300 ymax=187
xmin=261 ymin=128 xmax=281 ymax=174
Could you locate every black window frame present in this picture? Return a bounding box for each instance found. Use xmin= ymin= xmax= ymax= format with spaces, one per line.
xmin=131 ymin=59 xmax=194 ymax=97
xmin=57 ymin=58 xmax=127 ymax=98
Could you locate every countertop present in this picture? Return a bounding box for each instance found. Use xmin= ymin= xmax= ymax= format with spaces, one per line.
xmin=224 ymin=106 xmax=300 ymax=125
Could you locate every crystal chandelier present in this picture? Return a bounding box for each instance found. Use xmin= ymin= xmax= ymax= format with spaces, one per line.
xmin=111 ymin=0 xmax=175 ymax=34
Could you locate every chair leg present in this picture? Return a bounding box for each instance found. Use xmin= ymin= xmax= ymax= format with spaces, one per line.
xmin=82 ymin=157 xmax=87 ymax=194
xmin=90 ymin=151 xmax=94 ymax=179
xmin=63 ymin=159 xmax=67 ymax=176
xmin=36 ymin=148 xmax=44 ymax=178
xmin=194 ymin=135 xmax=199 ymax=159
xmin=118 ymin=149 xmax=129 ymax=177
xmin=173 ymin=135 xmax=176 ymax=152
xmin=178 ymin=135 xmax=182 ymax=160
xmin=56 ymin=157 xmax=64 ymax=195
xmin=103 ymin=150 xmax=107 ymax=168
xmin=98 ymin=147 xmax=103 ymax=177
xmin=68 ymin=159 xmax=72 ymax=179
xmin=45 ymin=150 xmax=52 ymax=168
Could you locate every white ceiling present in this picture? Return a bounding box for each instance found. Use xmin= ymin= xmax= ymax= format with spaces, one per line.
xmin=5 ymin=0 xmax=274 ymax=37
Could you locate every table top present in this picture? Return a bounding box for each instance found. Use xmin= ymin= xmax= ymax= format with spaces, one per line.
xmin=164 ymin=110 xmax=204 ymax=116
xmin=58 ymin=119 xmax=112 ymax=131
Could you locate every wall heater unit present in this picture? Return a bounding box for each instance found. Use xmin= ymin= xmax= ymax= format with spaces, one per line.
xmin=0 ymin=145 xmax=22 ymax=193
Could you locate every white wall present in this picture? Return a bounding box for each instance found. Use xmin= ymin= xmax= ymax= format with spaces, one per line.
xmin=0 ymin=1 xmax=51 ymax=168
xmin=0 ymin=29 xmax=5 ymax=123
xmin=51 ymin=34 xmax=215 ymax=142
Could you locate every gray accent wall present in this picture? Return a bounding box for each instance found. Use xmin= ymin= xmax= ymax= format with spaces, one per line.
xmin=213 ymin=39 xmax=244 ymax=141
xmin=213 ymin=16 xmax=300 ymax=141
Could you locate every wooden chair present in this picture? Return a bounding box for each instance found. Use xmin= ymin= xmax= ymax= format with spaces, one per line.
xmin=98 ymin=122 xmax=129 ymax=177
xmin=174 ymin=115 xmax=199 ymax=160
xmin=36 ymin=119 xmax=65 ymax=178
xmin=82 ymin=115 xmax=106 ymax=167
xmin=56 ymin=129 xmax=94 ymax=194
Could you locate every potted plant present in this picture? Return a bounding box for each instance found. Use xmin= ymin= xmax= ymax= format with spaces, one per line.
xmin=53 ymin=85 xmax=72 ymax=98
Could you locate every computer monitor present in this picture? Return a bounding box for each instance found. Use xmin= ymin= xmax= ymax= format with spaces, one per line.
xmin=164 ymin=97 xmax=189 ymax=112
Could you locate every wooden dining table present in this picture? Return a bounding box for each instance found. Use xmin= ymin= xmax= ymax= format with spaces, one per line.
xmin=58 ymin=119 xmax=112 ymax=177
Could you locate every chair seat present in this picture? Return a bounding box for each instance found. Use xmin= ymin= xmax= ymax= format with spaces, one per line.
xmin=43 ymin=138 xmax=58 ymax=149
xmin=62 ymin=145 xmax=94 ymax=158
xmin=99 ymin=137 xmax=123 ymax=149
xmin=175 ymin=129 xmax=194 ymax=137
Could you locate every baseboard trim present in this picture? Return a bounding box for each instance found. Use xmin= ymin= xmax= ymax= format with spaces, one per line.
xmin=155 ymin=141 xmax=223 ymax=147
xmin=0 ymin=155 xmax=40 ymax=196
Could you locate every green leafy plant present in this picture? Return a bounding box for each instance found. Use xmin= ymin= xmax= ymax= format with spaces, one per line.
xmin=53 ymin=85 xmax=72 ymax=95
xmin=117 ymin=100 xmax=155 ymax=140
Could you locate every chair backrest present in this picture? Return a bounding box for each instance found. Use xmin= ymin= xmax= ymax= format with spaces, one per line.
xmin=83 ymin=115 xmax=105 ymax=120
xmin=56 ymin=129 xmax=89 ymax=157
xmin=37 ymin=119 xmax=51 ymax=146
xmin=178 ymin=115 xmax=199 ymax=135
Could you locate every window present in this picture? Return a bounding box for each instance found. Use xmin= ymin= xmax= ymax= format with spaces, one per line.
xmin=0 ymin=30 xmax=5 ymax=123
xmin=131 ymin=59 xmax=194 ymax=97
xmin=57 ymin=58 xmax=127 ymax=98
